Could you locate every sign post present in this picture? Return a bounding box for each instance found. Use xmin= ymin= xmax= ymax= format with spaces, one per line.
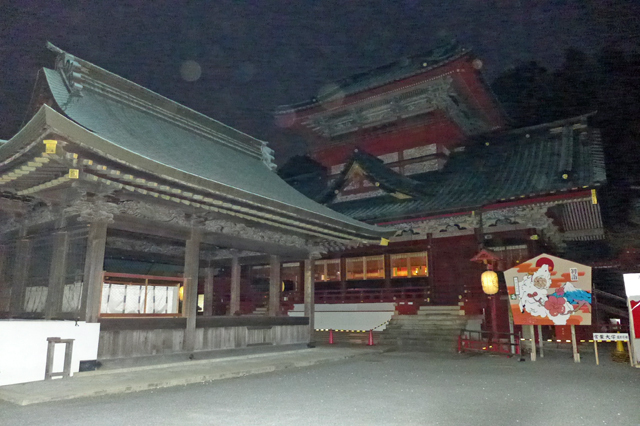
xmin=592 ymin=333 xmax=631 ymax=366
xmin=504 ymin=254 xmax=592 ymax=363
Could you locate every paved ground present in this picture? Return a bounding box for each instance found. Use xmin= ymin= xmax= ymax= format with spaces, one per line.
xmin=1 ymin=346 xmax=638 ymax=426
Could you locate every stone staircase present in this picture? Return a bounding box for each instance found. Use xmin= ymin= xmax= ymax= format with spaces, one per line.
xmin=380 ymin=306 xmax=469 ymax=352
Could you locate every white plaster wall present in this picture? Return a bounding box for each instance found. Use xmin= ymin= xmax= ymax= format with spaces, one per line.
xmin=0 ymin=320 xmax=100 ymax=386
xmin=289 ymin=303 xmax=395 ymax=331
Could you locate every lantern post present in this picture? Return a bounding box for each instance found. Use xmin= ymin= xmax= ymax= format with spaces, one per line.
xmin=481 ymin=264 xmax=500 ymax=344
xmin=471 ymin=249 xmax=502 ymax=347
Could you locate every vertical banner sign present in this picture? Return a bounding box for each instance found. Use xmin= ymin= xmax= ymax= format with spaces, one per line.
xmin=623 ymin=273 xmax=640 ymax=366
xmin=504 ymin=254 xmax=592 ymax=326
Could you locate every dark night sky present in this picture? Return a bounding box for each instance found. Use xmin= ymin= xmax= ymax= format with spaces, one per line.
xmin=1 ymin=0 xmax=639 ymax=162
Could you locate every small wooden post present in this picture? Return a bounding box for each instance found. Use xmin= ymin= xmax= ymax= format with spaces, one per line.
xmin=537 ymin=324 xmax=544 ymax=358
xmin=571 ymin=325 xmax=580 ymax=363
xmin=594 ymin=340 xmax=600 ymax=365
xmin=44 ymin=338 xmax=58 ymax=380
xmin=530 ymin=325 xmax=537 ymax=361
xmin=627 ymin=340 xmax=634 ymax=367
xmin=268 ymin=255 xmax=281 ymax=316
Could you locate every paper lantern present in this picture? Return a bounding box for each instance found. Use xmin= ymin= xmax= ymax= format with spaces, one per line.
xmin=481 ymin=270 xmax=499 ymax=295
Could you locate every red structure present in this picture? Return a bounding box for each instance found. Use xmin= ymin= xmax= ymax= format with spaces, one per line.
xmin=276 ymin=40 xmax=607 ymax=335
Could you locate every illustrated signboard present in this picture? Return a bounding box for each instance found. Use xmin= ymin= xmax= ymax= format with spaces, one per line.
xmin=504 ymin=254 xmax=592 ymax=326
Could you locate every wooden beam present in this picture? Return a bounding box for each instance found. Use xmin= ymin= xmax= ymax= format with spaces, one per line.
xmin=81 ymin=220 xmax=108 ymax=323
xmin=229 ymin=255 xmax=240 ymax=315
xmin=182 ymin=228 xmax=202 ymax=352
xmin=304 ymin=258 xmax=315 ymax=343
xmin=110 ymin=215 xmax=188 ymax=241
xmin=201 ymin=232 xmax=309 ymax=259
xmin=268 ymin=255 xmax=281 ymax=317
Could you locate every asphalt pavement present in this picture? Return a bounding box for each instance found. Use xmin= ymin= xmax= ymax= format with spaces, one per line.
xmin=1 ymin=344 xmax=638 ymax=426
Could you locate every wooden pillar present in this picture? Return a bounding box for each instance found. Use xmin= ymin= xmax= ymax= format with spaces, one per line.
xmin=304 ymin=257 xmax=315 ymax=343
xmin=571 ymin=324 xmax=580 ymax=363
xmin=384 ymin=254 xmax=391 ymax=289
xmin=45 ymin=229 xmax=70 ymax=319
xmin=81 ymin=220 xmax=108 ymax=323
xmin=229 ymin=255 xmax=241 ymax=315
xmin=529 ymin=325 xmax=537 ymax=361
xmin=537 ymin=324 xmax=544 ymax=358
xmin=203 ymin=267 xmax=215 ymax=316
xmin=183 ymin=228 xmax=202 ymax=352
xmin=9 ymin=228 xmax=30 ymax=317
xmin=340 ymin=257 xmax=347 ymax=298
xmin=268 ymin=255 xmax=281 ymax=316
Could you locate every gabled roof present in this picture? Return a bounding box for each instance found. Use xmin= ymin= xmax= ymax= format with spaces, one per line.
xmin=319 ymin=150 xmax=432 ymax=203
xmin=0 ymin=45 xmax=394 ymax=243
xmin=324 ymin=115 xmax=606 ymax=222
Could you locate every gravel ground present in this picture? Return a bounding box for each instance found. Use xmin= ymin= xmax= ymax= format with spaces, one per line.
xmin=2 ymin=349 xmax=638 ymax=426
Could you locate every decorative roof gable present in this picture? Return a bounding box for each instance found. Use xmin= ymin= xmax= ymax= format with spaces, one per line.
xmin=320 ymin=150 xmax=432 ymax=204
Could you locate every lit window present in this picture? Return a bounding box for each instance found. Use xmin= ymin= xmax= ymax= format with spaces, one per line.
xmin=282 ymin=262 xmax=301 ymax=291
xmin=346 ymin=255 xmax=385 ymax=280
xmin=391 ymin=252 xmax=428 ymax=278
xmin=100 ymin=273 xmax=184 ymax=316
xmin=314 ymin=259 xmax=341 ymax=282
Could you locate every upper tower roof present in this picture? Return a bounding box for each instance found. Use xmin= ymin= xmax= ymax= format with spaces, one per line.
xmin=276 ymin=39 xmax=506 ymax=141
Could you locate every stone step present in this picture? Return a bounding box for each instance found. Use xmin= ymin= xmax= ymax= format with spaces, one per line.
xmin=417 ymin=306 xmax=462 ymax=314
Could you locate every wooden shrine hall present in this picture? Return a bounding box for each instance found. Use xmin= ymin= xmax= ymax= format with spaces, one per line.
xmin=0 ymin=44 xmax=391 ymax=363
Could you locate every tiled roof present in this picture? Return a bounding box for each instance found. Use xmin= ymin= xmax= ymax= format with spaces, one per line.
xmin=31 ymin=48 xmax=392 ymax=240
xmin=323 ymin=116 xmax=606 ymax=222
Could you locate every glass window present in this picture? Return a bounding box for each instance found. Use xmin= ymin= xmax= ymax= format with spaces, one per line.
xmin=391 ymin=254 xmax=408 ymax=278
xmin=346 ymin=256 xmax=385 ymax=280
xmin=346 ymin=257 xmax=364 ymax=280
xmin=282 ymin=262 xmax=300 ymax=291
xmin=326 ymin=260 xmax=341 ymax=281
xmin=365 ymin=255 xmax=385 ymax=279
xmin=315 ymin=259 xmax=340 ymax=282
xmin=391 ymin=252 xmax=428 ymax=278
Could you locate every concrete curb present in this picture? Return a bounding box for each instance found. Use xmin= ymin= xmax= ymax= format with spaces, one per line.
xmin=0 ymin=347 xmax=383 ymax=406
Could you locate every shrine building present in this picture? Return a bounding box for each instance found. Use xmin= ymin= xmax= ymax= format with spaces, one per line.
xmin=275 ymin=40 xmax=607 ymax=331
xmin=0 ymin=44 xmax=392 ymax=379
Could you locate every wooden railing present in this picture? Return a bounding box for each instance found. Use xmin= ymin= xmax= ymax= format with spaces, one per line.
xmin=281 ymin=286 xmax=431 ymax=305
